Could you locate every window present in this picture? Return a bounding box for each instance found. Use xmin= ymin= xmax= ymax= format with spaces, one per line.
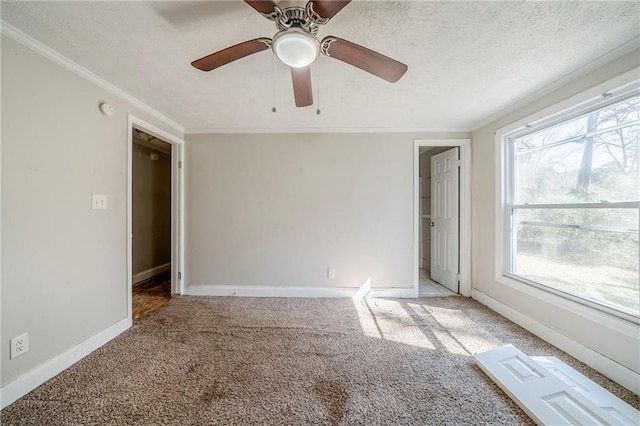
xmin=504 ymin=89 xmax=640 ymax=320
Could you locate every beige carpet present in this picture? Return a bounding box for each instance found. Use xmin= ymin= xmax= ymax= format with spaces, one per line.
xmin=2 ymin=296 xmax=638 ymax=425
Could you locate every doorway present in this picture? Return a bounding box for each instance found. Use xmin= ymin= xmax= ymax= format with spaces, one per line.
xmin=414 ymin=139 xmax=471 ymax=297
xmin=127 ymin=115 xmax=184 ymax=323
xmin=131 ymin=129 xmax=172 ymax=320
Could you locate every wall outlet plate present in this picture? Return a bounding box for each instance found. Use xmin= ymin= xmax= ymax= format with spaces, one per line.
xmin=327 ymin=268 xmax=336 ymax=279
xmin=10 ymin=332 xmax=29 ymax=359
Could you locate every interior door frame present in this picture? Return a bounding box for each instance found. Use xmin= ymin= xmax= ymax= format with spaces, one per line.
xmin=413 ymin=139 xmax=471 ymax=297
xmin=127 ymin=114 xmax=185 ymax=322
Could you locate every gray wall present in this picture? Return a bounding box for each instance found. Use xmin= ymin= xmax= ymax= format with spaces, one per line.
xmin=1 ymin=35 xmax=183 ymax=385
xmin=132 ymin=142 xmax=171 ymax=278
xmin=471 ymin=48 xmax=640 ymax=374
xmin=185 ymin=132 xmax=468 ymax=290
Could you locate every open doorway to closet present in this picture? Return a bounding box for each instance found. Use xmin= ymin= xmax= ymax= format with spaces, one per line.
xmin=127 ymin=115 xmax=184 ymax=322
xmin=131 ymin=128 xmax=172 ymax=320
xmin=414 ymin=139 xmax=471 ymax=297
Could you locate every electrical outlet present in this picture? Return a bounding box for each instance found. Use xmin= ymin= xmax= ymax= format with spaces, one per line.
xmin=91 ymin=194 xmax=107 ymax=210
xmin=327 ymin=268 xmax=336 ymax=279
xmin=10 ymin=332 xmax=29 ymax=359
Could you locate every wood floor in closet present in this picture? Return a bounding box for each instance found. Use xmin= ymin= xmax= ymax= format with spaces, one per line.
xmin=132 ymin=271 xmax=171 ymax=321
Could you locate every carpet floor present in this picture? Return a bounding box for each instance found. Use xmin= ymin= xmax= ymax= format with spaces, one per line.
xmin=2 ymin=296 xmax=638 ymax=425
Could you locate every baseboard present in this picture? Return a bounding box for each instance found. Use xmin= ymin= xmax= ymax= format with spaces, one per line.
xmin=132 ymin=262 xmax=171 ymax=284
xmin=0 ymin=317 xmax=131 ymax=409
xmin=184 ymin=285 xmax=417 ymax=299
xmin=471 ymin=289 xmax=640 ymax=395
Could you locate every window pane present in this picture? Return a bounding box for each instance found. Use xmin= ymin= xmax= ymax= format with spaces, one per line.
xmin=514 ymin=96 xmax=640 ymax=204
xmin=512 ymin=208 xmax=640 ymax=316
xmin=596 ymin=97 xmax=640 ymax=131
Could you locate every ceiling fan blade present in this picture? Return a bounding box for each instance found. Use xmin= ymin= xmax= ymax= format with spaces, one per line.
xmin=320 ymin=36 xmax=407 ymax=83
xmin=191 ymin=38 xmax=272 ymax=72
xmin=307 ymin=0 xmax=351 ymax=23
xmin=244 ymin=0 xmax=280 ymax=20
xmin=291 ymin=66 xmax=313 ymax=107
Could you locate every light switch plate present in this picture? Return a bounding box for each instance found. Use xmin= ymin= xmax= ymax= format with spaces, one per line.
xmin=92 ymin=194 xmax=107 ymax=210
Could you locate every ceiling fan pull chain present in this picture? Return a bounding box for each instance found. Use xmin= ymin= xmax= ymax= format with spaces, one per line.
xmin=316 ymin=57 xmax=321 ymax=115
xmin=272 ymin=54 xmax=277 ymax=113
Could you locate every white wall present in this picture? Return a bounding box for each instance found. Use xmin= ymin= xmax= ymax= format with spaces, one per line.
xmin=185 ymin=132 xmax=468 ymax=292
xmin=471 ymin=48 xmax=640 ymax=381
xmin=1 ymin=35 xmax=183 ymax=386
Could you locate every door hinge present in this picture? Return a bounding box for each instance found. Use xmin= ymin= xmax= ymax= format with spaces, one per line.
xmin=178 ymin=272 xmax=182 ymax=280
xmin=178 ymin=160 xmax=182 ymax=169
xmin=456 ymin=160 xmax=462 ymax=168
xmin=456 ymin=273 xmax=461 ymax=281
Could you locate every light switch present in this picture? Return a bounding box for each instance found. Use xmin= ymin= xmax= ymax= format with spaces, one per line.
xmin=92 ymin=194 xmax=107 ymax=210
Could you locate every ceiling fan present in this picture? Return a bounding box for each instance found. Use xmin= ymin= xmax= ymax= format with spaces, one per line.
xmin=191 ymin=0 xmax=408 ymax=108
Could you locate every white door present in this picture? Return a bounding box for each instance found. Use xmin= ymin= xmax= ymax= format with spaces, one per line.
xmin=430 ymin=147 xmax=459 ymax=292
xmin=475 ymin=345 xmax=637 ymax=425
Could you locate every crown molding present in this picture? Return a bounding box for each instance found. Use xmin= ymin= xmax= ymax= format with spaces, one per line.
xmin=470 ymin=36 xmax=640 ymax=132
xmin=185 ymin=127 xmax=471 ymax=135
xmin=0 ymin=20 xmax=185 ymax=134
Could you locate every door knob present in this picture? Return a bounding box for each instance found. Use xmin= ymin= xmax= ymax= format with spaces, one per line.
xmin=429 ymin=222 xmax=435 ymax=227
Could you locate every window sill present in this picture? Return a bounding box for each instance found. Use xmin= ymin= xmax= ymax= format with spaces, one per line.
xmin=495 ymin=274 xmax=640 ymax=331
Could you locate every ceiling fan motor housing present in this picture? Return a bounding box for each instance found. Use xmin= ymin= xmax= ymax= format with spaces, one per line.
xmin=276 ymin=6 xmax=319 ymax=35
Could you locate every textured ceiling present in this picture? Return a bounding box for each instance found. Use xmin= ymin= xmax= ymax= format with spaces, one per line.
xmin=1 ymin=1 xmax=639 ymax=132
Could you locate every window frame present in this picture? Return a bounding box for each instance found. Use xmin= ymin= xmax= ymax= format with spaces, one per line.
xmin=500 ymin=83 xmax=640 ymax=323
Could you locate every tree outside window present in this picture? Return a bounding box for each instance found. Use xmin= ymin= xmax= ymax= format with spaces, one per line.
xmin=507 ymin=95 xmax=639 ymax=317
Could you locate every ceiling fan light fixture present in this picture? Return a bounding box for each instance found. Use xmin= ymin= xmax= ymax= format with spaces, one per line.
xmin=272 ymin=28 xmax=319 ymax=68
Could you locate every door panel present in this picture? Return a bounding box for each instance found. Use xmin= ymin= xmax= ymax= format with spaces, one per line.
xmin=475 ymin=346 xmax=634 ymax=425
xmin=430 ymin=147 xmax=459 ymax=292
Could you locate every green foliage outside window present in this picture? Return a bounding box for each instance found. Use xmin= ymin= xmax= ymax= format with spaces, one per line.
xmin=509 ymin=95 xmax=640 ymax=316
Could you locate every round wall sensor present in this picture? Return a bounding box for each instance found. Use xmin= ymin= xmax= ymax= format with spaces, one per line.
xmin=99 ymin=102 xmax=114 ymax=117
